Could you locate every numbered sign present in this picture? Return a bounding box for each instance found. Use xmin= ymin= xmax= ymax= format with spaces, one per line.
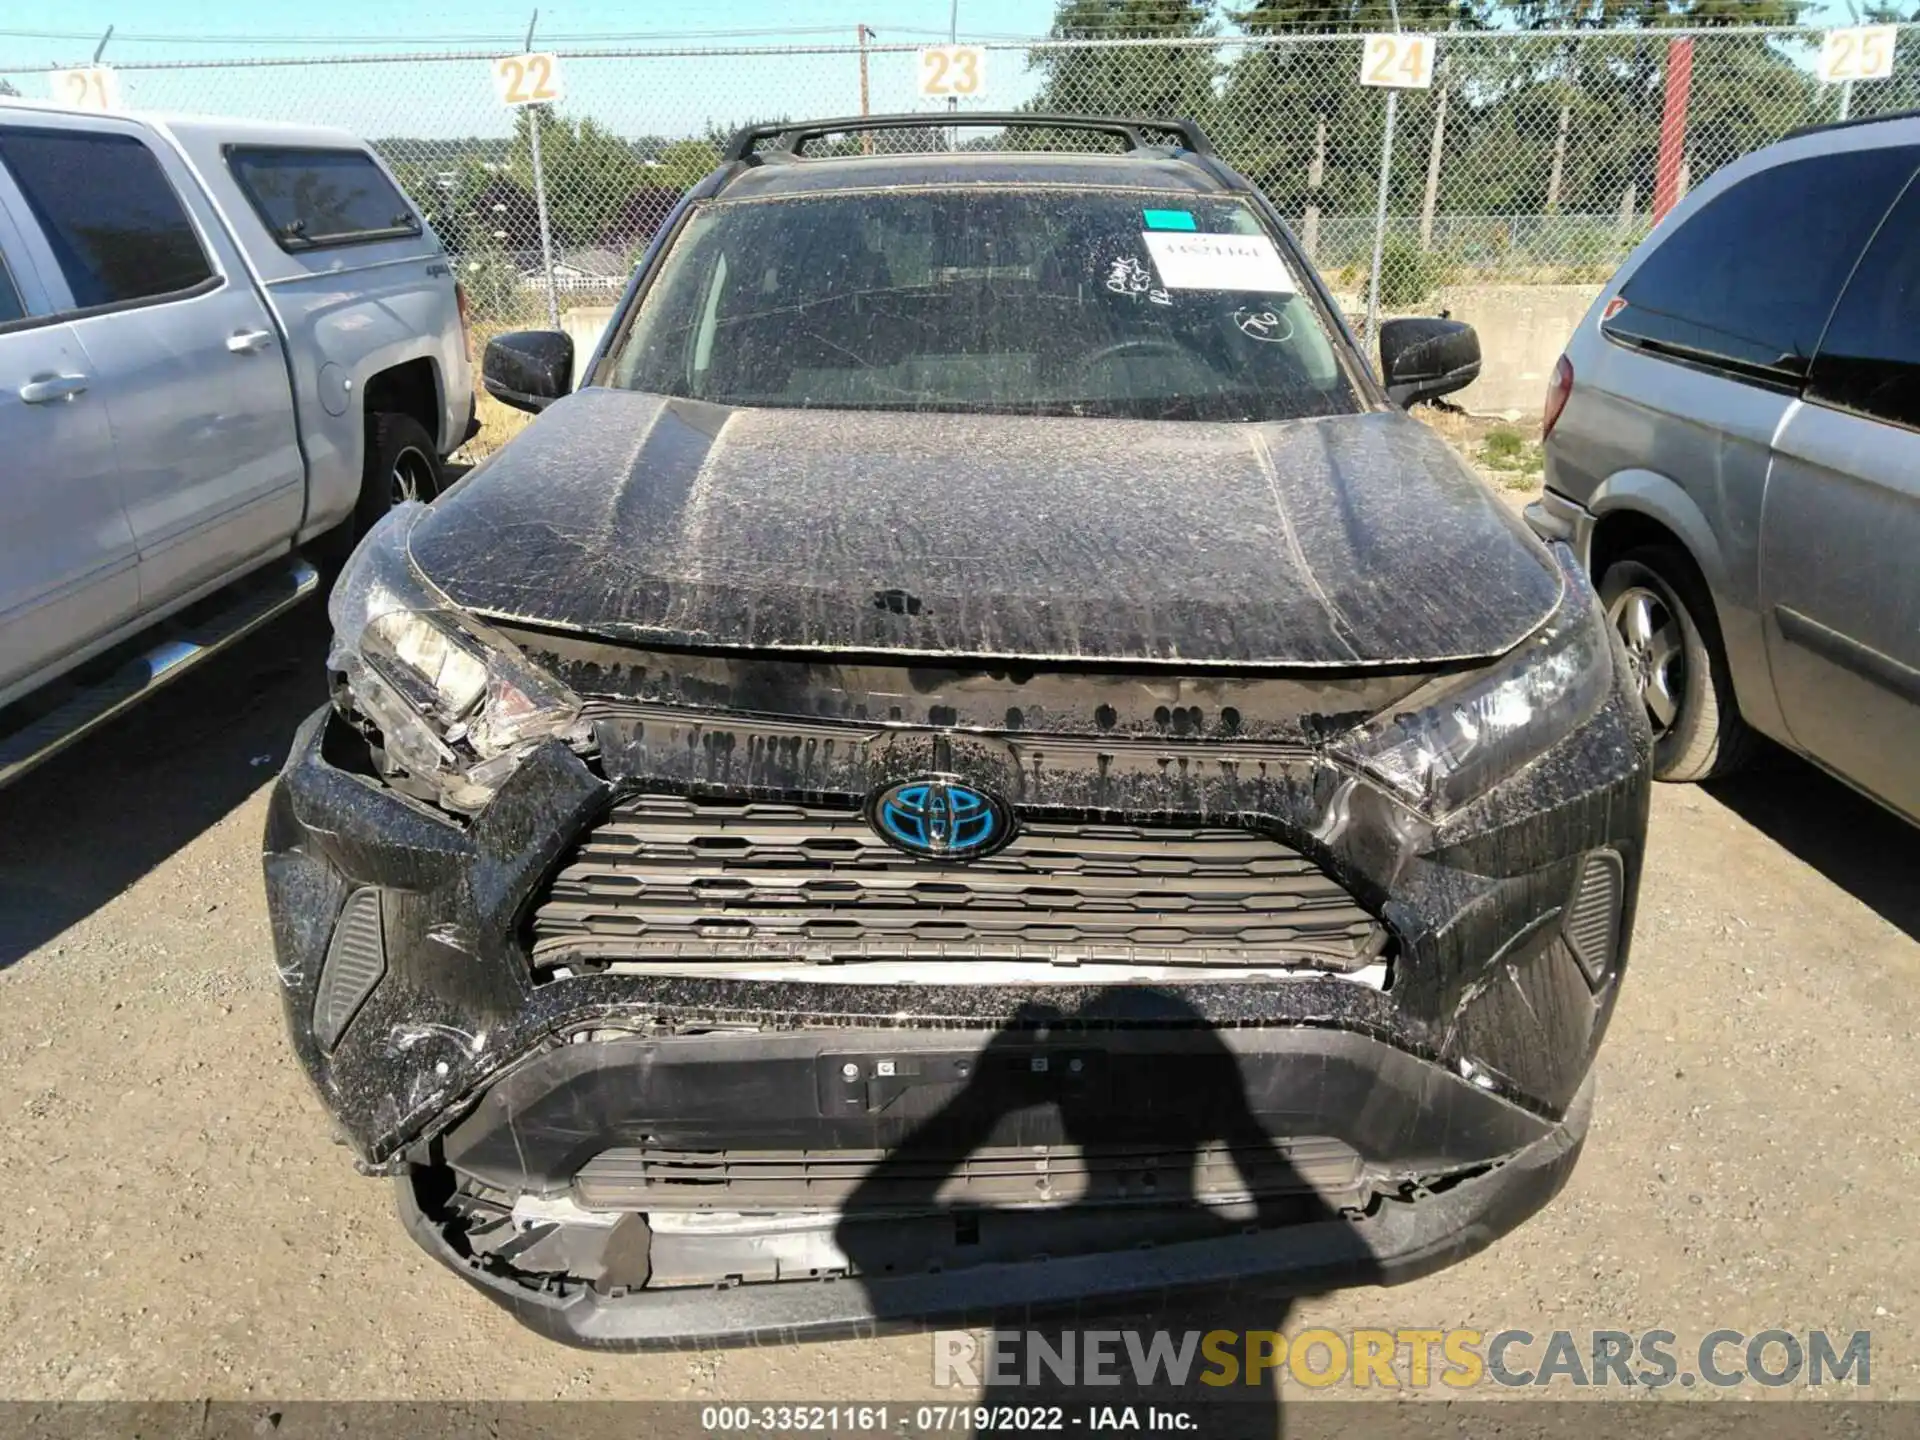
xmin=1819 ymin=26 xmax=1898 ymax=85
xmin=51 ymin=66 xmax=121 ymax=111
xmin=918 ymin=45 xmax=985 ymax=100
xmin=492 ymin=52 xmax=565 ymax=108
xmin=1359 ymin=34 xmax=1435 ymax=90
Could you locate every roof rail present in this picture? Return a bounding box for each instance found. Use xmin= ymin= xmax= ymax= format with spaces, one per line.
xmin=721 ymin=112 xmax=1216 ymax=164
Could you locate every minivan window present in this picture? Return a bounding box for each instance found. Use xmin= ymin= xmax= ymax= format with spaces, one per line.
xmin=0 ymin=256 xmax=22 ymax=324
xmin=227 ymin=145 xmax=421 ymax=252
xmin=0 ymin=127 xmax=214 ymax=310
xmin=1808 ymin=173 xmax=1920 ymax=433
xmin=607 ymin=188 xmax=1361 ymax=422
xmin=1605 ymin=146 xmax=1918 ymax=384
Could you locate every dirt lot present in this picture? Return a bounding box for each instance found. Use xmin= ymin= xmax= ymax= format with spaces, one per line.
xmin=1 ymin=463 xmax=1915 ymax=1404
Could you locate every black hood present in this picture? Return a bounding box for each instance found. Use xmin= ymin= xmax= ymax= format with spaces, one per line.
xmin=412 ymin=389 xmax=1562 ymax=669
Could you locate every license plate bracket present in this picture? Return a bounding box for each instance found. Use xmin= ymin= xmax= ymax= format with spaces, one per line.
xmin=816 ymin=1045 xmax=1109 ymax=1115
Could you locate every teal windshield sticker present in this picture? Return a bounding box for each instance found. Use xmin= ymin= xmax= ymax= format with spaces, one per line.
xmin=1142 ymin=209 xmax=1197 ymax=231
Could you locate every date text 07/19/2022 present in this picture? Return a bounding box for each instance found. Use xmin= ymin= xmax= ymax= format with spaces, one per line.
xmin=700 ymin=1405 xmax=1196 ymax=1433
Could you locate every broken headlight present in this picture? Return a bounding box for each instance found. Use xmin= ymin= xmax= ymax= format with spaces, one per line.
xmin=1331 ymin=546 xmax=1613 ymax=813
xmin=327 ymin=502 xmax=584 ymax=812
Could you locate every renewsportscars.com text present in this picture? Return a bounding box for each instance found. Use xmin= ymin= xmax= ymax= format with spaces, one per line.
xmin=933 ymin=1328 xmax=1871 ymax=1390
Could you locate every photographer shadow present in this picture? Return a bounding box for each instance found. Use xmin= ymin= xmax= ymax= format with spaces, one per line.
xmin=833 ymin=990 xmax=1382 ymax=1437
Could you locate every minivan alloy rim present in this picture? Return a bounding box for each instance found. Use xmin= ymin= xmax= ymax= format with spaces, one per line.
xmin=1609 ymin=584 xmax=1684 ymax=737
xmin=390 ymin=446 xmax=435 ymax=507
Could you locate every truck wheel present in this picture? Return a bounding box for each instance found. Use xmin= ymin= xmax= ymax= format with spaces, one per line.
xmin=356 ymin=412 xmax=443 ymax=536
xmin=1599 ymin=544 xmax=1756 ymax=783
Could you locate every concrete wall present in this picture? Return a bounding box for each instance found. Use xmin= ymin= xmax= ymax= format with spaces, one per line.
xmin=1429 ymin=283 xmax=1601 ymax=419
xmin=561 ymin=305 xmax=617 ymax=389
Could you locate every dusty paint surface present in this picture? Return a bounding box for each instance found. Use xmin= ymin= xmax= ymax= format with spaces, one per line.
xmin=413 ymin=390 xmax=1561 ymax=667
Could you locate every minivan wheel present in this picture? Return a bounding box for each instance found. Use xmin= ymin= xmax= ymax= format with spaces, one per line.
xmin=1600 ymin=545 xmax=1754 ymax=783
xmin=356 ymin=412 xmax=443 ymax=537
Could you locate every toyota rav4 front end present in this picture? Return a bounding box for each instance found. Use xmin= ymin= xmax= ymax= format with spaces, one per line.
xmin=263 ymin=115 xmax=1651 ymax=1350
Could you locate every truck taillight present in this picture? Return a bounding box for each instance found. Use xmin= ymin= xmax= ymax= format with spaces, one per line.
xmin=455 ymin=281 xmax=474 ymax=364
xmin=1543 ymin=353 xmax=1574 ymax=442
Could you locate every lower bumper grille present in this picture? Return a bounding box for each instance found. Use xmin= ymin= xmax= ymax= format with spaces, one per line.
xmin=573 ymin=1137 xmax=1366 ymax=1212
xmin=529 ymin=794 xmax=1385 ymax=972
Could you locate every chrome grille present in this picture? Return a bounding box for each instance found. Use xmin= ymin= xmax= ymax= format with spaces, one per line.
xmin=529 ymin=794 xmax=1384 ymax=971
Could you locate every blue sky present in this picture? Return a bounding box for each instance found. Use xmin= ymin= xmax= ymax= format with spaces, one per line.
xmin=0 ymin=2 xmax=1066 ymax=136
xmin=0 ymin=1 xmax=1878 ymax=141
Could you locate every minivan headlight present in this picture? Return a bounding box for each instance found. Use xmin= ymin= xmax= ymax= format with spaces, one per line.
xmin=1331 ymin=546 xmax=1612 ymax=813
xmin=328 ymin=503 xmax=584 ymax=812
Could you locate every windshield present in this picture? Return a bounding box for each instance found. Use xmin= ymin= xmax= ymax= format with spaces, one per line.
xmin=606 ymin=187 xmax=1364 ymax=422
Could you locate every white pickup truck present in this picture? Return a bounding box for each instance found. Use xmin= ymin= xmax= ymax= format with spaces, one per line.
xmin=0 ymin=99 xmax=474 ymax=784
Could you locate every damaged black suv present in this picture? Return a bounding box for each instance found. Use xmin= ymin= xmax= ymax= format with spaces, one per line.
xmin=265 ymin=114 xmax=1651 ymax=1348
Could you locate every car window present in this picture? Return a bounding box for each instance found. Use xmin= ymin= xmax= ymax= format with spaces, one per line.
xmin=1604 ymin=146 xmax=1919 ymax=384
xmin=226 ymin=145 xmax=422 ymax=252
xmin=0 ymin=126 xmax=214 ymax=311
xmin=606 ymin=188 xmax=1361 ymax=423
xmin=0 ymin=255 xmax=22 ymax=325
xmin=1807 ymin=173 xmax=1920 ymax=433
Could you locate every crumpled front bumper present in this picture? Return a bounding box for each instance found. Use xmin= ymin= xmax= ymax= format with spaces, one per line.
xmin=396 ymin=1073 xmax=1591 ymax=1352
xmin=263 ymin=636 xmax=1647 ymax=1344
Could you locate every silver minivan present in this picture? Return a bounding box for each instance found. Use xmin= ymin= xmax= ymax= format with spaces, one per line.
xmin=1530 ymin=111 xmax=1918 ymax=825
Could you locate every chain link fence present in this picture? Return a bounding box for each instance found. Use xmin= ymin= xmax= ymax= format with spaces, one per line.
xmin=6 ymin=24 xmax=1915 ymax=447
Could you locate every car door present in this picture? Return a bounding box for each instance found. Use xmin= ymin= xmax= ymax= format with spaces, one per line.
xmin=1763 ymin=165 xmax=1920 ymax=822
xmin=0 ymin=116 xmax=304 ymax=612
xmin=0 ymin=181 xmax=138 ymax=703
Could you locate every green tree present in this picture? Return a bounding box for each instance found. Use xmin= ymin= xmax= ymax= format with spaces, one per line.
xmin=650 ymin=138 xmax=723 ymax=192
xmin=1028 ymin=0 xmax=1219 ymax=126
xmin=1231 ymin=0 xmax=1485 ymax=26
xmin=1216 ymin=2 xmax=1486 ymax=216
xmin=510 ymin=110 xmax=652 ymax=250
xmin=1501 ymin=0 xmax=1809 ymax=23
xmin=1481 ymin=0 xmax=1825 ymax=208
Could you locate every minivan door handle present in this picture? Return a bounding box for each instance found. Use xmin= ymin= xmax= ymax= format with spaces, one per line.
xmin=227 ymin=329 xmax=275 ymax=354
xmin=18 ymin=373 xmax=90 ymax=404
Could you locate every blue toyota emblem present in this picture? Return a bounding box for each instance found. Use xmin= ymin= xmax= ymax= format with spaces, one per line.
xmin=869 ymin=775 xmax=1013 ymax=862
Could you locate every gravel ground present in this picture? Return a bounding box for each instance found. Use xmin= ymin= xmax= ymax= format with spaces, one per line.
xmin=1 ymin=530 xmax=1915 ymax=1405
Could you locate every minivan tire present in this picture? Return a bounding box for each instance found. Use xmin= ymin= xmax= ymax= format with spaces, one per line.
xmin=1599 ymin=545 xmax=1755 ymax=783
xmin=356 ymin=412 xmax=443 ymax=537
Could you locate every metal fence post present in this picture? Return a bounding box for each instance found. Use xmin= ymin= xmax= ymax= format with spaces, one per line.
xmin=1364 ymin=87 xmax=1399 ymax=361
xmin=527 ymin=113 xmax=561 ymax=330
xmin=1419 ymin=77 xmax=1447 ymax=250
xmin=1304 ymin=114 xmax=1325 ymax=264
xmin=523 ymin=9 xmax=560 ymax=331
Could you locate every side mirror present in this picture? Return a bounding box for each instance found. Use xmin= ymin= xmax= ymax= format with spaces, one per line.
xmin=482 ymin=330 xmax=575 ymax=414
xmin=1379 ymin=317 xmax=1481 ymax=408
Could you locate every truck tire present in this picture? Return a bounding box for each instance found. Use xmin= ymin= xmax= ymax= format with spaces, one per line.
xmin=356 ymin=412 xmax=443 ymax=537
